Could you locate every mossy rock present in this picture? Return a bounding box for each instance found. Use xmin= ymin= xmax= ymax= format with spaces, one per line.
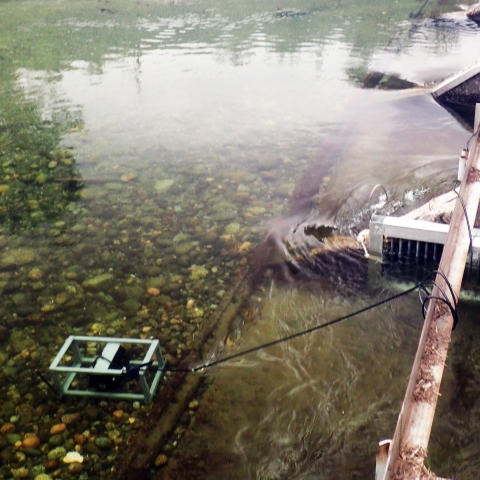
xmin=122 ymin=298 xmax=141 ymax=317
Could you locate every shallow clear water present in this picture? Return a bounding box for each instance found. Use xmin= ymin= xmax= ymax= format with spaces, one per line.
xmin=1 ymin=0 xmax=480 ymax=478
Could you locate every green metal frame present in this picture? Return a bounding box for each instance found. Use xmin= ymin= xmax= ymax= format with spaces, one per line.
xmin=49 ymin=335 xmax=165 ymax=403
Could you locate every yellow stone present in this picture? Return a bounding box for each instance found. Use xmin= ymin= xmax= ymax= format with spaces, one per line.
xmin=50 ymin=423 xmax=67 ymax=435
xmin=154 ymin=454 xmax=168 ymax=467
xmin=41 ymin=304 xmax=57 ymax=313
xmin=238 ymin=242 xmax=252 ymax=252
xmin=0 ymin=423 xmax=15 ymax=435
xmin=22 ymin=434 xmax=40 ymax=448
xmin=120 ymin=173 xmax=137 ymax=182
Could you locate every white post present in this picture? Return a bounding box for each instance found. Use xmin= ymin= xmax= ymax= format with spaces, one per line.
xmin=375 ymin=440 xmax=391 ymax=480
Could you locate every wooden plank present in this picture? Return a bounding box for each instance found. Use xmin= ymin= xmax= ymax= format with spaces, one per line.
xmin=381 ymin=103 xmax=480 ymax=480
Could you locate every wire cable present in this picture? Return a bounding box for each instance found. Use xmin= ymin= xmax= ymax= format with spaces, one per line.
xmin=35 ymin=369 xmax=58 ymax=395
xmin=453 ymin=186 xmax=473 ymax=256
xmin=466 ymin=125 xmax=480 ymax=150
xmin=418 ymin=269 xmax=459 ymax=329
xmin=166 ymin=284 xmax=420 ymax=373
xmin=163 ymin=273 xmax=459 ymax=373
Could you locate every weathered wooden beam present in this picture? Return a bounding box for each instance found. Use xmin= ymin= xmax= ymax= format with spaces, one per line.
xmin=375 ymin=441 xmax=452 ymax=480
xmin=380 ymin=104 xmax=480 ymax=480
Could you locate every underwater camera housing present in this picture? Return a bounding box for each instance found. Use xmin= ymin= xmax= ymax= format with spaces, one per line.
xmin=49 ymin=336 xmax=165 ymax=403
xmin=88 ymin=343 xmax=131 ymax=391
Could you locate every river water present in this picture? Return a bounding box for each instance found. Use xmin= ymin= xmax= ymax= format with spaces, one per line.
xmin=1 ymin=0 xmax=480 ymax=479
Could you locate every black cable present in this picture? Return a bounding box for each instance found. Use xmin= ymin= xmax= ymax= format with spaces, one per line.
xmin=418 ymin=282 xmax=452 ymax=315
xmin=409 ymin=0 xmax=429 ymax=18
xmin=179 ymin=284 xmax=420 ymax=372
xmin=368 ymin=184 xmax=389 ymax=222
xmin=418 ymin=270 xmax=459 ymax=330
xmin=160 ymin=272 xmax=460 ymax=374
xmin=453 ymin=187 xmax=473 ymax=256
xmin=122 ymin=361 xmax=156 ymax=379
xmin=430 ymin=268 xmax=458 ymax=309
xmin=466 ymin=127 xmax=480 ymax=150
xmin=163 ymin=366 xmax=194 ymax=373
xmin=421 ymin=295 xmax=458 ymax=330
xmin=35 ymin=369 xmax=58 ymax=396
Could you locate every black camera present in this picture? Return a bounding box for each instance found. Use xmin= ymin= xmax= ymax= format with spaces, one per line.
xmin=88 ymin=344 xmax=131 ymax=391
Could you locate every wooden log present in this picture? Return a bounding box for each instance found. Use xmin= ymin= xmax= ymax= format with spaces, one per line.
xmin=403 ymin=191 xmax=457 ymax=224
xmin=381 ymin=104 xmax=480 ymax=480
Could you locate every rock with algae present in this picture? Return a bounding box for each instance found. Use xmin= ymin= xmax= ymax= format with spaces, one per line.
xmin=0 ymin=248 xmax=36 ymax=270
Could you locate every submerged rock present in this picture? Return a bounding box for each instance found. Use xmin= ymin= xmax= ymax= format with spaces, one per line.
xmin=10 ymin=467 xmax=29 ymax=479
xmin=105 ymin=182 xmax=123 ymax=191
xmin=175 ymin=242 xmax=195 ymax=254
xmin=123 ymin=298 xmax=141 ymax=317
xmin=274 ymin=8 xmax=309 ymax=18
xmin=63 ymin=451 xmax=84 ymax=464
xmin=154 ymin=453 xmax=168 ymax=467
xmin=154 ymin=179 xmax=174 ymax=192
xmin=28 ymin=268 xmax=43 ymax=281
xmin=11 ymin=293 xmax=28 ymax=307
xmin=22 ymin=435 xmax=40 ymax=449
xmin=256 ymin=156 xmax=282 ymax=171
xmin=0 ymin=325 xmax=9 ymax=342
xmin=120 ymin=173 xmax=137 ymax=182
xmin=82 ymin=273 xmax=114 ymax=291
xmin=366 ymin=72 xmax=417 ymax=90
xmin=0 ymin=248 xmax=36 ymax=270
xmin=146 ymin=276 xmax=166 ymax=290
xmin=189 ymin=265 xmax=208 ymax=281
xmin=9 ymin=331 xmax=35 ymax=355
xmin=350 ymin=69 xmax=419 ymax=90
xmin=49 ymin=423 xmax=66 ymax=435
xmin=211 ymin=211 xmax=236 ymax=221
xmin=224 ymin=222 xmax=241 ymax=235
xmin=94 ymin=436 xmax=112 ymax=450
xmin=47 ymin=446 xmax=66 ymax=460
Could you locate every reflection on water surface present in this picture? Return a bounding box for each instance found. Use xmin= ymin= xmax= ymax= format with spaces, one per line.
xmin=1 ymin=0 xmax=480 ymax=478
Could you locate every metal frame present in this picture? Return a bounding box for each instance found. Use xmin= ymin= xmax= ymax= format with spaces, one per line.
xmin=49 ymin=335 xmax=165 ymax=403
